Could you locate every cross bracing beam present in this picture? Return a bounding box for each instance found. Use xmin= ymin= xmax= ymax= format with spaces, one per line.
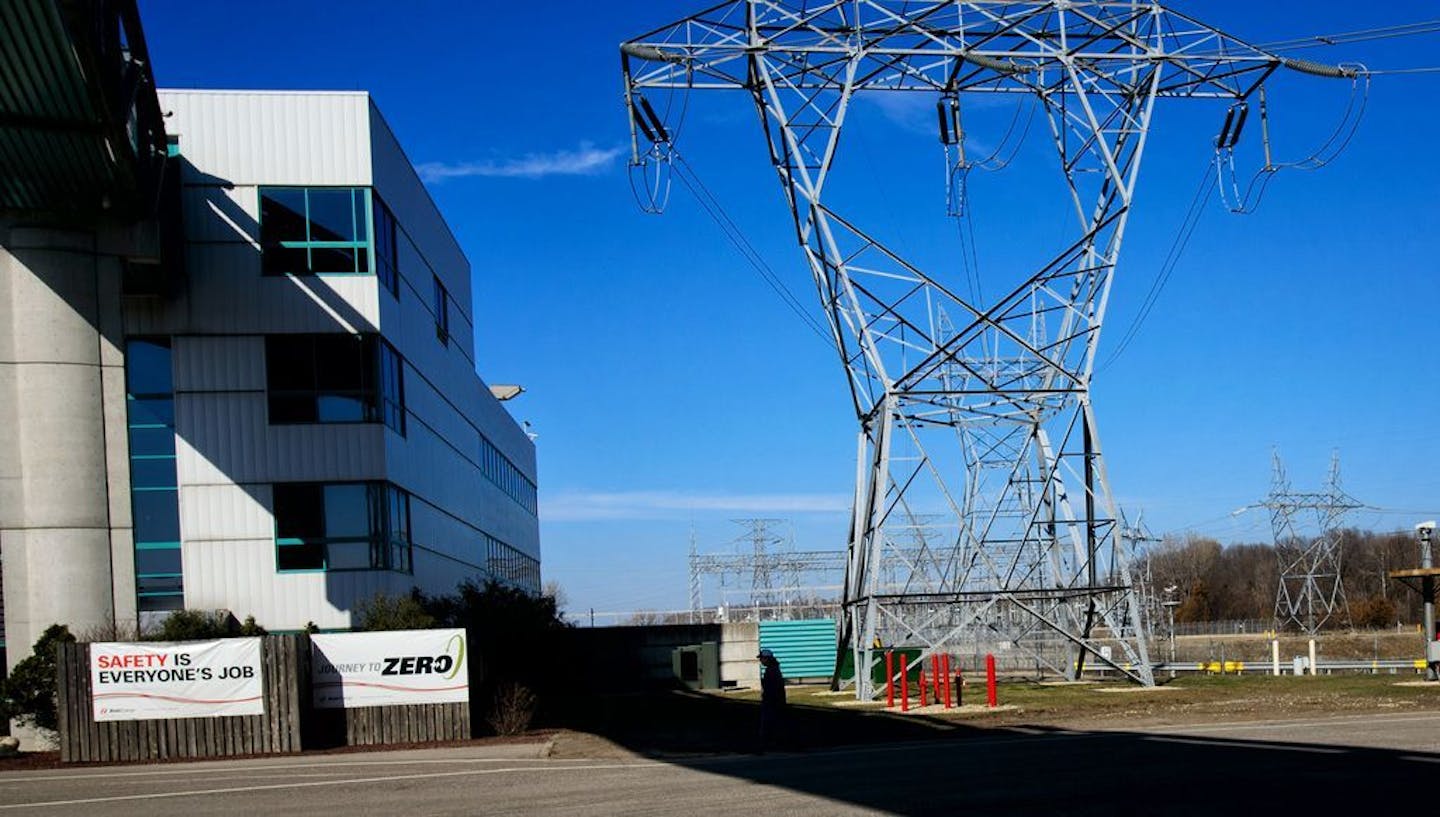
xmin=624 ymin=1 xmax=1353 ymax=697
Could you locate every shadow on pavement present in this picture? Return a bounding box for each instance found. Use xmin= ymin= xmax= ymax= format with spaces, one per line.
xmin=548 ymin=688 xmax=1432 ymax=813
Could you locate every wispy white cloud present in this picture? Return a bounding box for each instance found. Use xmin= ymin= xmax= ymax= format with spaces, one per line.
xmin=858 ymin=91 xmax=938 ymax=135
xmin=543 ymin=490 xmax=850 ymax=522
xmin=417 ymin=142 xmax=623 ymax=183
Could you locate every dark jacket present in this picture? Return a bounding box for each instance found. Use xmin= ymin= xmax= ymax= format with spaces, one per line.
xmin=761 ymin=659 xmax=786 ymax=708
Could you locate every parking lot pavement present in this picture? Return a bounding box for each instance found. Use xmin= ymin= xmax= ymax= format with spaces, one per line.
xmin=4 ymin=714 xmax=1440 ymax=816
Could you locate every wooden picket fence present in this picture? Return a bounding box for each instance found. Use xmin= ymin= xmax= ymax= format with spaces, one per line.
xmin=315 ymin=702 xmax=470 ymax=747
xmin=54 ymin=633 xmax=471 ymax=762
xmin=55 ymin=635 xmax=305 ymax=763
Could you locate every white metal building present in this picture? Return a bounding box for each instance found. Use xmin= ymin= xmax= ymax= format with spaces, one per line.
xmin=1 ymin=89 xmax=540 ymax=653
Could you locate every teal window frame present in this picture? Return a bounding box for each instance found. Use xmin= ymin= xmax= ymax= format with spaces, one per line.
xmin=259 ymin=187 xmax=373 ymax=276
xmin=125 ymin=337 xmax=184 ymax=612
xmin=273 ymin=481 xmax=412 ymax=574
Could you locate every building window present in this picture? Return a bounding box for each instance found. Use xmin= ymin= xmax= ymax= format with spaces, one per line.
xmin=126 ymin=338 xmax=184 ymax=612
xmin=273 ymin=482 xmax=411 ymax=573
xmin=480 ymin=435 xmax=538 ymax=516
xmin=265 ymin=334 xmax=405 ymax=435
xmin=486 ymin=535 xmax=539 ymax=594
xmin=433 ymin=275 xmax=449 ymax=345
xmin=373 ymin=196 xmax=399 ymax=298
xmin=378 ymin=341 xmax=405 ymax=435
xmin=259 ymin=187 xmax=371 ymax=275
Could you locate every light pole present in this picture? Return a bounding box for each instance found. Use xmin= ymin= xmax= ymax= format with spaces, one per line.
xmin=1418 ymin=522 xmax=1436 ymax=681
xmin=1162 ymin=584 xmax=1181 ymax=668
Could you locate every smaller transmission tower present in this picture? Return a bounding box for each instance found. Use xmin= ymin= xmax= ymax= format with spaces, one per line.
xmin=1262 ymin=451 xmax=1364 ymax=633
xmin=738 ymin=518 xmax=785 ymax=607
xmin=689 ymin=519 xmax=850 ymax=620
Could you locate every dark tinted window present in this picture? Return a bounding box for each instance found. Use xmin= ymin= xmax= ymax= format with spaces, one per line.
xmin=306 ymin=188 xmax=358 ymax=242
xmin=259 ymin=188 xmax=307 ymax=243
xmin=259 ymin=187 xmax=370 ymax=276
xmin=133 ymin=490 xmax=180 ymax=543
xmin=374 ymin=198 xmax=399 ymax=297
xmin=125 ymin=338 xmax=173 ymax=395
xmin=272 ymin=482 xmax=411 ymax=573
xmin=274 ymin=483 xmax=324 ymax=540
xmin=135 ymin=547 xmax=182 ymax=576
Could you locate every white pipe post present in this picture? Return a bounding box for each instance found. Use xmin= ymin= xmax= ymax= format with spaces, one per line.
xmin=1309 ymin=639 xmax=1318 ymax=676
xmin=1272 ymin=639 xmax=1280 ymax=676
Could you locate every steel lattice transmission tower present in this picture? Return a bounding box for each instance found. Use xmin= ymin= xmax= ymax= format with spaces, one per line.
xmin=621 ymin=2 xmax=1353 ymax=696
xmin=1264 ymin=452 xmax=1363 ymax=634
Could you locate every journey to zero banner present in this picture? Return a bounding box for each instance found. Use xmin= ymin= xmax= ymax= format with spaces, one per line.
xmin=310 ymin=629 xmax=469 ymax=709
xmin=90 ymin=638 xmax=265 ymax=722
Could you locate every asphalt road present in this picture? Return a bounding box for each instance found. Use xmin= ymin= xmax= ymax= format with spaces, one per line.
xmin=3 ymin=713 xmax=1438 ymax=816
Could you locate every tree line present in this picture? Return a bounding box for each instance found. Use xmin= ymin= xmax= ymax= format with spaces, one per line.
xmin=1140 ymin=529 xmax=1426 ymax=629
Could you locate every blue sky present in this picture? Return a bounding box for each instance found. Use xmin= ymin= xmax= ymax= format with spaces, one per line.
xmin=138 ymin=1 xmax=1440 ymax=618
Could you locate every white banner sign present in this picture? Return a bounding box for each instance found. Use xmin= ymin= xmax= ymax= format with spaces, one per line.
xmin=310 ymin=629 xmax=469 ymax=709
xmin=90 ymin=638 xmax=264 ymax=722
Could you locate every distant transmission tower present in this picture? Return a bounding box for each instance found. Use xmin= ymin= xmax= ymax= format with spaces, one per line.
xmin=739 ymin=518 xmax=784 ymax=607
xmin=688 ymin=519 xmax=847 ymax=620
xmin=623 ymin=2 xmax=1360 ymax=696
xmin=1263 ymin=451 xmax=1363 ymax=634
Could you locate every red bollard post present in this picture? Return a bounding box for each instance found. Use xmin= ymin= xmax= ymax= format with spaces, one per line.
xmin=931 ymin=654 xmax=941 ymax=706
xmin=942 ymin=654 xmax=952 ymax=708
xmin=919 ymin=667 xmax=928 ymax=707
xmin=885 ymin=650 xmax=895 ymax=708
xmin=900 ymin=657 xmax=910 ymax=712
xmin=985 ymin=653 xmax=998 ymax=708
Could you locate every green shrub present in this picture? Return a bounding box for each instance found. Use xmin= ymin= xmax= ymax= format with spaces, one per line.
xmin=151 ymin=610 xmax=230 ymax=641
xmin=0 ymin=624 xmax=76 ymax=734
xmin=356 ymin=590 xmax=436 ymax=631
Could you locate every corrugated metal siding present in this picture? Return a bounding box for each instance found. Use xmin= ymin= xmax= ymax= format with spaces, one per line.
xmin=368 ymin=103 xmax=468 ymax=310
xmin=759 ymin=619 xmax=838 ymax=679
xmin=173 ymin=336 xmax=264 ymax=392
xmin=158 ymin=91 xmax=372 ymax=186
xmin=181 ymin=537 xmax=401 ymax=630
xmin=179 ymin=484 xmax=271 ymax=542
xmin=175 ymin=392 xmax=386 ymax=486
xmin=181 ymin=183 xmax=259 ymax=244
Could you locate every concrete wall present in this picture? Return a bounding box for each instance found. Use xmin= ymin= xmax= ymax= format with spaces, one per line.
xmin=720 ymin=622 xmax=761 ymax=687
xmin=564 ymin=622 xmax=766 ymax=692
xmin=1 ymin=225 xmax=140 ymax=666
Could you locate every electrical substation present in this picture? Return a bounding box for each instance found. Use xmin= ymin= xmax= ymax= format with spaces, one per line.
xmin=619 ymin=1 xmax=1406 ymax=699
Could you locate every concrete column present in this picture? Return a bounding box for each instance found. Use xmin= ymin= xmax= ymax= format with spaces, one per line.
xmin=0 ymin=225 xmax=135 ymax=670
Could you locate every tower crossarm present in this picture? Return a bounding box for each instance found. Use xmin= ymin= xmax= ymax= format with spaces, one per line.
xmin=622 ymin=1 xmax=1285 ymax=106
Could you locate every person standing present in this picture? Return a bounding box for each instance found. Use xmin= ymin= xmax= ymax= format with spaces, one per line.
xmin=757 ymin=648 xmax=786 ymax=752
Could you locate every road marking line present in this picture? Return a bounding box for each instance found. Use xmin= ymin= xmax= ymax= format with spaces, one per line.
xmin=1130 ymin=711 xmax=1440 ymax=735
xmin=0 ymin=763 xmax=666 ymax=810
xmin=1143 ymin=736 xmax=1345 ymax=754
xmin=0 ymin=756 xmax=589 ymax=784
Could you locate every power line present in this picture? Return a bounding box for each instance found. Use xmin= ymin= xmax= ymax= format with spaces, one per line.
xmin=669 ymin=154 xmax=836 ymax=348
xmin=1101 ymin=163 xmax=1216 ymax=369
xmin=1256 ymin=20 xmax=1440 ymax=53
xmin=1359 ymin=66 xmax=1440 ymax=76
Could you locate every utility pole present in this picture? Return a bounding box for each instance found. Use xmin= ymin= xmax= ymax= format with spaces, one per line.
xmin=1420 ymin=522 xmax=1436 ymax=681
xmin=1386 ymin=522 xmax=1439 ymax=681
